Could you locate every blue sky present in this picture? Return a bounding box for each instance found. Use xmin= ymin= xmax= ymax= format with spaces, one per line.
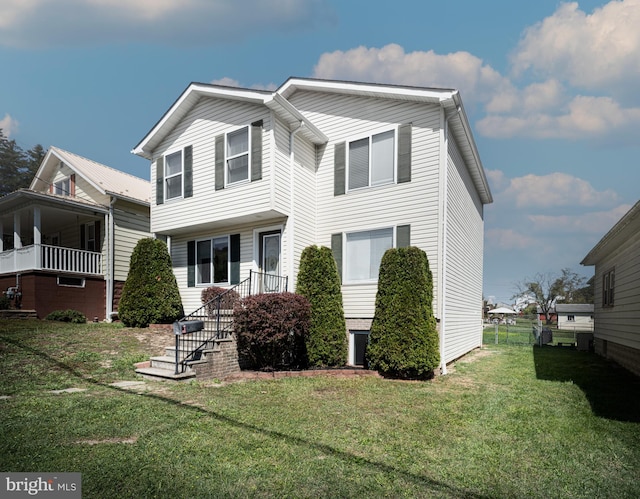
xmin=1 ymin=0 xmax=638 ymax=304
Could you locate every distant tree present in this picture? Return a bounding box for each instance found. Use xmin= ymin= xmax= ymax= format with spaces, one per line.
xmin=574 ymin=275 xmax=595 ymax=304
xmin=295 ymin=245 xmax=347 ymax=367
xmin=118 ymin=238 xmax=184 ymax=328
xmin=0 ymin=129 xmax=45 ymax=197
xmin=513 ymin=268 xmax=586 ymax=324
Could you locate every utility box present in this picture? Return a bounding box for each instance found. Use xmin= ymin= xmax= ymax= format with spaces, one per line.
xmin=576 ymin=332 xmax=594 ymax=352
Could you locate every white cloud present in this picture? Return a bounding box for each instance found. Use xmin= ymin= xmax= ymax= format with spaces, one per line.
xmin=511 ymin=0 xmax=640 ymax=97
xmin=0 ymin=0 xmax=334 ymax=48
xmin=485 ymin=228 xmax=536 ymax=250
xmin=312 ymin=44 xmax=511 ymax=106
xmin=502 ymin=172 xmax=619 ymax=209
xmin=0 ymin=114 xmax=19 ymax=136
xmin=209 ymin=77 xmax=277 ymax=91
xmin=528 ymin=204 xmax=633 ymax=235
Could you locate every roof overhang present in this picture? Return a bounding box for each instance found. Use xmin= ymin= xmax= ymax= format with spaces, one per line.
xmin=0 ymin=189 xmax=108 ymax=215
xmin=581 ymin=200 xmax=640 ymax=266
xmin=132 ymin=82 xmax=327 ymax=159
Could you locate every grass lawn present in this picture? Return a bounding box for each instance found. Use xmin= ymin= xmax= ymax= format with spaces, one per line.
xmin=1 ymin=319 xmax=639 ymax=498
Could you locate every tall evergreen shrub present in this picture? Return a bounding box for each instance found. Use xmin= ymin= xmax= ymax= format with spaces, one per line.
xmin=296 ymin=245 xmax=347 ymax=367
xmin=366 ymin=246 xmax=440 ymax=379
xmin=118 ymin=238 xmax=184 ymax=328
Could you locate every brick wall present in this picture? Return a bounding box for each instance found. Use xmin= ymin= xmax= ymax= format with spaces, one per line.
xmin=192 ymin=336 xmax=241 ymax=380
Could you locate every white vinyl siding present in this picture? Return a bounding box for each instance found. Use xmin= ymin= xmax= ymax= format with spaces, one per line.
xmin=150 ymin=99 xmax=274 ymax=235
xmin=288 ymin=90 xmax=442 ymax=318
xmin=112 ymin=201 xmax=151 ymax=282
xmin=442 ymin=137 xmax=484 ymax=363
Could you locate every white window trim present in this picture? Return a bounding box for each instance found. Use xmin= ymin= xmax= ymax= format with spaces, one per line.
xmin=342 ymin=225 xmax=397 ymax=285
xmin=195 ymin=234 xmax=230 ymax=286
xmin=225 ymin=125 xmax=251 ymax=187
xmin=54 ymin=176 xmax=71 ymax=196
xmin=346 ymin=126 xmax=397 ymax=192
xmin=164 ymin=148 xmax=184 ymax=201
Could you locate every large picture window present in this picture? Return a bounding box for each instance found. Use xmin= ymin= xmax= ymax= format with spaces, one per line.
xmin=165 ymin=150 xmax=183 ymax=200
xmin=196 ymin=236 xmax=229 ymax=285
xmin=345 ymin=228 xmax=393 ymax=282
xmin=348 ymin=129 xmax=395 ymax=190
xmin=227 ymin=126 xmax=249 ymax=184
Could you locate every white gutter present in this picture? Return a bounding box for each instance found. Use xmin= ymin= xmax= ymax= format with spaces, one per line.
xmin=439 ymin=101 xmax=462 ymax=375
xmin=288 ymin=122 xmax=304 ymax=282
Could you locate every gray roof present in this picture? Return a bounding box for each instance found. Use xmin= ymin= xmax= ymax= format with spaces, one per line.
xmin=555 ymin=304 xmax=594 ymax=313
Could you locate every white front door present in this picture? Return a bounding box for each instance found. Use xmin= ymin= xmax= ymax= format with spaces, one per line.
xmin=259 ymin=230 xmax=281 ymax=292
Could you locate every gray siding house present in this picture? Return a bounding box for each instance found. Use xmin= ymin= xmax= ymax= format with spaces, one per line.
xmin=133 ymin=77 xmax=493 ymax=373
xmin=582 ymin=200 xmax=640 ymax=376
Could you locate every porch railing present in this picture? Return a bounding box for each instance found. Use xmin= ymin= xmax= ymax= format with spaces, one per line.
xmin=0 ymin=244 xmax=102 ymax=275
xmin=173 ymin=270 xmax=289 ymax=374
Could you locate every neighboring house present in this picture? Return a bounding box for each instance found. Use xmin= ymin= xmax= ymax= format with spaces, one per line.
xmin=537 ymin=306 xmax=558 ymax=324
xmin=132 ymin=77 xmax=493 ymax=373
xmin=0 ymin=147 xmax=150 ymax=320
xmin=581 ymin=200 xmax=640 ymax=376
xmin=555 ymin=303 xmax=594 ymax=331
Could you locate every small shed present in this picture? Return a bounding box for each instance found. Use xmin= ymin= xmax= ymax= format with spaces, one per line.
xmin=555 ymin=304 xmax=594 ymax=331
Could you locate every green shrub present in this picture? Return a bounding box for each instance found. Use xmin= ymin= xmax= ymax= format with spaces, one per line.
xmin=0 ymin=295 xmax=11 ymax=310
xmin=118 ymin=238 xmax=184 ymax=328
xmin=366 ymin=247 xmax=439 ymax=379
xmin=296 ymin=245 xmax=347 ymax=367
xmin=201 ymin=286 xmax=241 ymax=317
xmin=234 ymin=292 xmax=310 ymax=370
xmin=45 ymin=309 xmax=87 ymax=323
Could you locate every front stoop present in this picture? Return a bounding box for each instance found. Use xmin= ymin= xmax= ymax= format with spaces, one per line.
xmin=135 ymin=335 xmax=241 ymax=382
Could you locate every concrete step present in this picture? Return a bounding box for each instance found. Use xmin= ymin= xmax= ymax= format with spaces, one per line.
xmin=135 ymin=366 xmax=196 ymax=381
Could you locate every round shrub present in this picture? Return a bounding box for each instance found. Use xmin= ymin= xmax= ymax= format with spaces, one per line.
xmin=296 ymin=245 xmax=347 ymax=367
xmin=201 ymin=286 xmax=241 ymax=317
xmin=0 ymin=295 xmax=11 ymax=310
xmin=45 ymin=309 xmax=87 ymax=323
xmin=366 ymin=247 xmax=440 ymax=379
xmin=118 ymin=238 xmax=184 ymax=328
xmin=234 ymin=292 xmax=310 ymax=370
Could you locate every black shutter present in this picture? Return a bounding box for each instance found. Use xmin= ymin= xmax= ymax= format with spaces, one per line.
xmin=251 ymin=120 xmax=263 ymax=182
xmin=215 ymin=134 xmax=225 ymax=191
xmin=184 ymin=145 xmax=193 ymax=198
xmin=156 ymin=156 xmax=164 ymax=205
xmin=230 ymin=234 xmax=240 ymax=285
xmin=397 ymin=124 xmax=412 ymax=184
xmin=396 ymin=225 xmax=410 ymax=248
xmin=331 ymin=233 xmax=343 ymax=282
xmin=187 ymin=241 xmax=196 ymax=287
xmin=334 ymin=142 xmax=346 ymax=196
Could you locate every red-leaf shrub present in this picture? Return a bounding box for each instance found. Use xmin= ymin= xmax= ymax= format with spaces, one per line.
xmin=234 ymin=292 xmax=310 ymax=370
xmin=201 ymin=286 xmax=241 ymax=317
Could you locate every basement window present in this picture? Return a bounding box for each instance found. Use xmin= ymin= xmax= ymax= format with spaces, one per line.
xmin=57 ymin=276 xmax=85 ymax=288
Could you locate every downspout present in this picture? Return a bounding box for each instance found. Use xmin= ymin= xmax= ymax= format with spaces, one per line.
xmin=439 ymin=101 xmax=462 ymax=375
xmin=106 ymin=196 xmax=116 ymax=321
xmin=288 ymin=121 xmax=303 ymax=283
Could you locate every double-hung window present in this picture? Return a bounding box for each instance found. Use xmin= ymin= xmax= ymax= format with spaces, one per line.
xmin=54 ymin=177 xmax=70 ymax=196
xmin=165 ymin=150 xmax=183 ymax=200
xmin=603 ymin=268 xmax=615 ymax=307
xmin=348 ymin=129 xmax=395 ymax=190
xmin=196 ymin=236 xmax=229 ymax=285
xmin=345 ymin=228 xmax=394 ymax=282
xmin=226 ymin=126 xmax=249 ymax=184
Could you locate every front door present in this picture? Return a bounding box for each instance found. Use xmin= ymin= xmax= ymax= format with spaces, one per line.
xmin=259 ymin=230 xmax=281 ymax=292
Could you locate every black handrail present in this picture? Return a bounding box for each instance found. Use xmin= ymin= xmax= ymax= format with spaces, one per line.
xmin=173 ymin=270 xmax=289 ymax=374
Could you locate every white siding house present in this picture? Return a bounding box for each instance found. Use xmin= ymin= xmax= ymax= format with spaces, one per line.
xmin=0 ymin=147 xmax=150 ymax=320
xmin=133 ymin=78 xmax=493 ymax=372
xmin=555 ymin=304 xmax=594 ymax=332
xmin=581 ymin=200 xmax=640 ymax=376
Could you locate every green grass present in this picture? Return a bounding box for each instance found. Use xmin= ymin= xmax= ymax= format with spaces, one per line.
xmin=1 ymin=319 xmax=639 ymax=498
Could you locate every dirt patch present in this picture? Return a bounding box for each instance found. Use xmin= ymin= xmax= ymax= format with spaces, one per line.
xmin=74 ymin=437 xmax=138 ymax=445
xmin=132 ymin=329 xmax=173 ymax=355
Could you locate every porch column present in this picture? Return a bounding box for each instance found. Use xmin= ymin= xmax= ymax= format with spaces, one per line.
xmin=13 ymin=212 xmax=22 ymax=249
xmin=33 ymin=206 xmax=42 ymax=268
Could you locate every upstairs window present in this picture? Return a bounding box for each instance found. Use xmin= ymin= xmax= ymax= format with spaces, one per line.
xmin=165 ymin=150 xmax=183 ymax=200
xmin=227 ymin=126 xmax=249 ymax=184
xmin=348 ymin=130 xmax=395 ymax=190
xmin=54 ymin=177 xmax=70 ymax=196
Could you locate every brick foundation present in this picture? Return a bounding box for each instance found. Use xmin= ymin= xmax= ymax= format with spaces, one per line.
xmin=595 ymin=338 xmax=640 ymax=377
xmin=192 ymin=336 xmax=242 ymax=380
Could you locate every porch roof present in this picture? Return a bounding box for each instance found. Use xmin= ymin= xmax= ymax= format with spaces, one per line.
xmin=0 ymin=189 xmax=108 ymax=215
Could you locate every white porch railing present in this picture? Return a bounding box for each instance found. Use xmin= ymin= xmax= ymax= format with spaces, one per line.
xmin=0 ymin=244 xmax=102 ymax=275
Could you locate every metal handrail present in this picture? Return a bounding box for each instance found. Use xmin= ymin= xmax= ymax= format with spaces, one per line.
xmin=173 ymin=270 xmax=289 ymax=374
